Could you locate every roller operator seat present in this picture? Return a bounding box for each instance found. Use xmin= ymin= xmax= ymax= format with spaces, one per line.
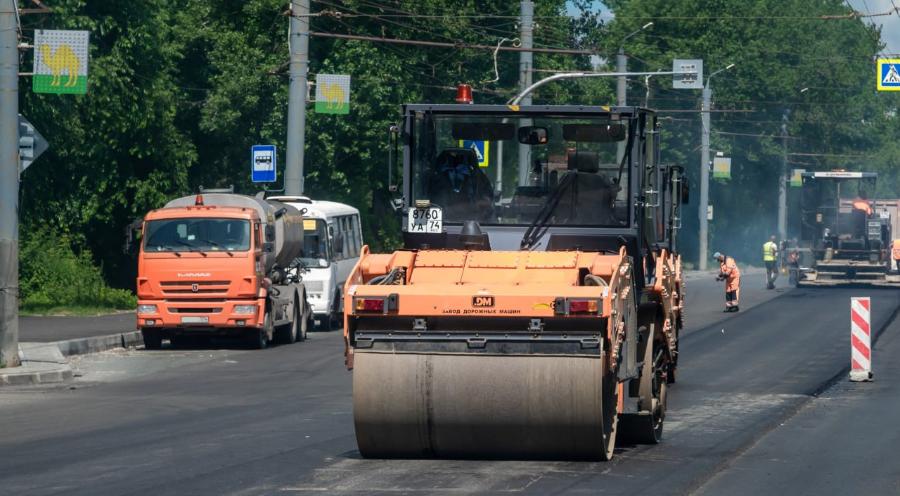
xmin=427 ymin=148 xmax=495 ymax=222
xmin=556 ymin=150 xmax=619 ymax=225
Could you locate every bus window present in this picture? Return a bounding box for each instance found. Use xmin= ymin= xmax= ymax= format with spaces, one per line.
xmin=348 ymin=215 xmax=360 ymax=257
xmin=343 ymin=217 xmax=352 ymax=258
xmin=329 ymin=223 xmax=341 ymax=261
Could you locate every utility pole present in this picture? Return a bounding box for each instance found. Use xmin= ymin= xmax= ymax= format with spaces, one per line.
xmin=0 ymin=0 xmax=20 ymax=367
xmin=615 ymin=23 xmax=651 ymax=165
xmin=778 ymin=110 xmax=789 ymax=242
xmin=616 ymin=47 xmax=626 ymax=165
xmin=285 ymin=0 xmax=309 ymax=196
xmin=516 ymin=0 xmax=533 ymax=187
xmin=698 ymin=63 xmax=735 ymax=271
xmin=699 ymin=85 xmax=711 ymax=271
xmin=616 ymin=47 xmax=627 ymax=107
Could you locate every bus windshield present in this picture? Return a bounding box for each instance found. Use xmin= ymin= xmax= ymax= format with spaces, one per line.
xmin=300 ymin=218 xmax=330 ymax=267
xmin=144 ymin=218 xmax=250 ymax=252
xmin=410 ymin=112 xmax=632 ymax=227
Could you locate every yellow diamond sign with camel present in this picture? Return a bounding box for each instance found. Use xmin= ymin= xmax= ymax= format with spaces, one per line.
xmin=315 ymin=74 xmax=350 ymax=115
xmin=33 ymin=30 xmax=90 ymax=95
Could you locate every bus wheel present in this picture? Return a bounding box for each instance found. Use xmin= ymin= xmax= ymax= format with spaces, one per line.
xmin=329 ymin=290 xmax=342 ymax=330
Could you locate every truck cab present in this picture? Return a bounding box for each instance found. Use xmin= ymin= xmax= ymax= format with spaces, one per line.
xmin=137 ymin=193 xmax=309 ymax=348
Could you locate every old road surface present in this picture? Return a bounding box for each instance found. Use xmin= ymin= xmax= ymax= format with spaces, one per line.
xmin=2 ymin=272 xmax=899 ymax=496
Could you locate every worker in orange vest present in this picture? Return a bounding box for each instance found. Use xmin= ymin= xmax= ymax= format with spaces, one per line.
xmin=892 ymin=239 xmax=900 ymax=273
xmin=714 ymin=252 xmax=741 ymax=312
xmin=852 ymin=196 xmax=873 ymax=216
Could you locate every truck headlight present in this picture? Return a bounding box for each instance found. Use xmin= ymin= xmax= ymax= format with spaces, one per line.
xmin=137 ymin=304 xmax=158 ymax=315
xmin=234 ymin=305 xmax=257 ymax=314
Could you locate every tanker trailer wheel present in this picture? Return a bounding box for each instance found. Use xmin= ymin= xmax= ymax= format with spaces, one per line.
xmin=276 ymin=297 xmax=305 ymax=345
xmin=275 ymin=309 xmax=298 ymax=345
xmin=298 ymin=297 xmax=309 ymax=341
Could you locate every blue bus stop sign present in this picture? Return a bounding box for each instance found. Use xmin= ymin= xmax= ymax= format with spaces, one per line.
xmin=251 ymin=145 xmax=277 ymax=183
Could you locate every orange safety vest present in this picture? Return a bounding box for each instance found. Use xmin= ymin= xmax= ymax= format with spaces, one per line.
xmin=893 ymin=239 xmax=900 ymax=260
xmin=852 ymin=200 xmax=873 ymax=216
xmin=719 ymin=256 xmax=741 ymax=292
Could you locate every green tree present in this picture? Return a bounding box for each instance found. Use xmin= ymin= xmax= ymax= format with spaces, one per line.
xmin=19 ymin=0 xmax=195 ymax=287
xmin=603 ymin=0 xmax=893 ymax=265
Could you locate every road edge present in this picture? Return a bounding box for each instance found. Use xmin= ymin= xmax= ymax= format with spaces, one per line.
xmin=0 ymin=331 xmax=142 ymax=386
xmin=55 ymin=330 xmax=143 ymax=357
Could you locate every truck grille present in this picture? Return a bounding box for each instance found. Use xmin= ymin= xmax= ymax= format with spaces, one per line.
xmin=170 ymin=307 xmax=223 ymax=313
xmin=160 ymin=280 xmax=230 ymax=295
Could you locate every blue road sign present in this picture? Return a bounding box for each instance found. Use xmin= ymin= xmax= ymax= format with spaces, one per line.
xmin=877 ymin=59 xmax=900 ymax=91
xmin=459 ymin=140 xmax=490 ymax=168
xmin=251 ymin=145 xmax=277 ymax=183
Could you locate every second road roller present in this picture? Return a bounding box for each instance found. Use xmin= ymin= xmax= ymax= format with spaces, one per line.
xmin=343 ymin=91 xmax=686 ymax=460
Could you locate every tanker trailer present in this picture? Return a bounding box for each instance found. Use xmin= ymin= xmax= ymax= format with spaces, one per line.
xmin=343 ymin=98 xmax=686 ymax=460
xmin=137 ymin=191 xmax=311 ymax=348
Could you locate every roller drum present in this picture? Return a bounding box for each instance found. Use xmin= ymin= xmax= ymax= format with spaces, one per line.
xmin=353 ymin=351 xmax=608 ymax=460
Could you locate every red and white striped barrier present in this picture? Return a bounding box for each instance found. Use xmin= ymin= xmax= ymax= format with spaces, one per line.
xmin=850 ymin=297 xmax=873 ymax=382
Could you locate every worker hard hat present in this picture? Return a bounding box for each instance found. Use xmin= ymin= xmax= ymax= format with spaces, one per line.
xmin=713 ymin=252 xmax=723 ymax=260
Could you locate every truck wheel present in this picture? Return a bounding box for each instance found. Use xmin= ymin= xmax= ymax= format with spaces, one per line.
xmin=248 ymin=328 xmax=268 ymax=349
xmin=299 ymin=304 xmax=308 ymax=341
xmin=249 ymin=312 xmax=272 ymax=349
xmin=275 ymin=302 xmax=301 ymax=345
xmin=142 ymin=329 xmax=162 ymax=350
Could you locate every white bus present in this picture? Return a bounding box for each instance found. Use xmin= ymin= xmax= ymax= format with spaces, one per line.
xmin=269 ymin=196 xmax=363 ymax=329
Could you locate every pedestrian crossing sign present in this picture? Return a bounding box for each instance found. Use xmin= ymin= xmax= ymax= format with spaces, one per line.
xmin=877 ymin=59 xmax=900 ymax=91
xmin=459 ymin=140 xmax=490 ymax=168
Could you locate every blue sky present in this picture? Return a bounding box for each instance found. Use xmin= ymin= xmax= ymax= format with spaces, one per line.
xmin=846 ymin=0 xmax=900 ymax=55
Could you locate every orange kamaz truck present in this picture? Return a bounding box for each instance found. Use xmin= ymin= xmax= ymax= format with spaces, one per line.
xmin=136 ymin=191 xmax=310 ymax=349
xmin=343 ymin=97 xmax=687 ymax=460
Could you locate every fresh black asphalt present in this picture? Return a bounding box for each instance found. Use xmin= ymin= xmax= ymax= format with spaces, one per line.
xmin=2 ymin=273 xmax=897 ymax=495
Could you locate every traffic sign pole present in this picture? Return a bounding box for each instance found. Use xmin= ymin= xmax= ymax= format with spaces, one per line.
xmin=0 ymin=0 xmax=20 ymax=368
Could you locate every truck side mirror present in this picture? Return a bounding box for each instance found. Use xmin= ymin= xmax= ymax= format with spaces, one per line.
xmin=265 ymin=224 xmax=275 ymax=242
xmin=681 ymin=182 xmax=690 ymax=204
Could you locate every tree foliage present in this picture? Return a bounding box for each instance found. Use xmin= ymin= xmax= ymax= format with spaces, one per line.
xmin=605 ymin=0 xmax=899 ymax=264
xmin=16 ymin=0 xmax=898 ymax=290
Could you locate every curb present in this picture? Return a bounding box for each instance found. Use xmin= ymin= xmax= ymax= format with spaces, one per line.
xmin=55 ymin=330 xmax=143 ymax=357
xmin=0 ymin=331 xmax=142 ymax=387
xmin=0 ymin=366 xmax=74 ymax=386
xmin=1 ymin=343 xmax=74 ymax=387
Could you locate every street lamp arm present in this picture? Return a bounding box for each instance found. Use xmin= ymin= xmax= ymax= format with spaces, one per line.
xmin=620 ymin=22 xmax=654 ymax=46
xmin=705 ymin=63 xmax=736 ymax=87
xmin=509 ymin=70 xmax=694 ymax=106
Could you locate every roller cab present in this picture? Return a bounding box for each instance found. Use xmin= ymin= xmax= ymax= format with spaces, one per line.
xmin=345 ymin=104 xmax=686 ymax=460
